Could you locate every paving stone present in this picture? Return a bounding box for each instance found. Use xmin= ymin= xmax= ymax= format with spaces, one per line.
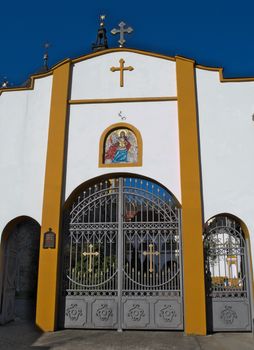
xmin=0 ymin=320 xmax=253 ymax=350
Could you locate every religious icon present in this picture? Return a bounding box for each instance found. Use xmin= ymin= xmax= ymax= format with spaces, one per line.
xmin=104 ymin=128 xmax=138 ymax=164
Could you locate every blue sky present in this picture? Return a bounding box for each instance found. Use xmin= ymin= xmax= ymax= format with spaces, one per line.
xmin=1 ymin=0 xmax=254 ymax=85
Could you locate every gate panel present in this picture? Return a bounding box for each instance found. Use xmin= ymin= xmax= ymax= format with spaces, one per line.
xmin=65 ymin=180 xmax=119 ymax=328
xmin=204 ymin=216 xmax=252 ymax=332
xmin=122 ymin=178 xmax=183 ymax=329
xmin=64 ymin=177 xmax=183 ymax=330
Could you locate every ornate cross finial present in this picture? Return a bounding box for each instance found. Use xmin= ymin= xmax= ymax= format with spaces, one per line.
xmin=110 ymin=58 xmax=134 ymax=87
xmin=111 ymin=21 xmax=133 ymax=47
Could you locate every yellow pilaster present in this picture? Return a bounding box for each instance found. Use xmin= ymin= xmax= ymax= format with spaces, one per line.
xmin=36 ymin=61 xmax=70 ymax=331
xmin=176 ymin=56 xmax=207 ymax=335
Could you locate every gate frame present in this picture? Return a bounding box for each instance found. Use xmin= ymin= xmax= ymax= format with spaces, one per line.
xmin=61 ymin=172 xmax=185 ymax=332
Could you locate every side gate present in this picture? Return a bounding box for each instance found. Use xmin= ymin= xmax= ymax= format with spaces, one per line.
xmin=204 ymin=215 xmax=252 ymax=332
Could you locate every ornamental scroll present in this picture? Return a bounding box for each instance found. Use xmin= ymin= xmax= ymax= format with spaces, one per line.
xmin=104 ymin=128 xmax=138 ymax=165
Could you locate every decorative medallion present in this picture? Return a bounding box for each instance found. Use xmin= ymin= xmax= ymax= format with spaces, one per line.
xmin=128 ymin=304 xmax=145 ymax=321
xmin=96 ymin=304 xmax=113 ymax=321
xmin=104 ymin=128 xmax=138 ymax=164
xmin=159 ymin=304 xmax=177 ymax=322
xmin=65 ymin=303 xmax=83 ymax=321
xmin=220 ymin=305 xmax=237 ymax=325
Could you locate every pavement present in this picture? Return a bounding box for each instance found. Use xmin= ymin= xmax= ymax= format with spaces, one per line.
xmin=0 ymin=319 xmax=253 ymax=350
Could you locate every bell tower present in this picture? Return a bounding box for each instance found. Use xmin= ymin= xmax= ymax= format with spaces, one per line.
xmin=91 ymin=15 xmax=108 ymax=52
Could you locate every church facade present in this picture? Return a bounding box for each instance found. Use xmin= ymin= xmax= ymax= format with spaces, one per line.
xmin=0 ymin=37 xmax=253 ymax=335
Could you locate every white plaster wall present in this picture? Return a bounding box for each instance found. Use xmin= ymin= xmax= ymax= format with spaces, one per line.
xmin=65 ymin=101 xmax=181 ymax=203
xmin=0 ymin=76 xmax=53 ymax=235
xmin=196 ymin=68 xmax=254 ymax=268
xmin=71 ymin=52 xmax=176 ymax=100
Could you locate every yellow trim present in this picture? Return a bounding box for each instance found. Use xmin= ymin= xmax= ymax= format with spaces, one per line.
xmin=69 ymin=97 xmax=177 ymax=104
xmin=2 ymin=49 xmax=254 ymax=96
xmin=98 ymin=122 xmax=143 ymax=168
xmin=175 ymin=55 xmax=195 ymax=64
xmin=36 ymin=61 xmax=71 ymax=332
xmin=0 ymin=71 xmax=52 ymax=96
xmin=0 ymin=59 xmax=70 ymax=96
xmin=176 ymin=57 xmax=207 ymax=335
xmin=196 ymin=63 xmax=254 ymax=82
xmin=72 ymin=47 xmax=176 ymax=63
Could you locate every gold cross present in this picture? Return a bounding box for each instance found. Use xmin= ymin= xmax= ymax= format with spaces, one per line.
xmin=143 ymin=244 xmax=160 ymax=273
xmin=110 ymin=58 xmax=134 ymax=87
xmin=83 ymin=244 xmax=99 ymax=273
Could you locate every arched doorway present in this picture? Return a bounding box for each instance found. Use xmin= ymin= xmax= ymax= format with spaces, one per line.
xmin=61 ymin=175 xmax=183 ymax=330
xmin=204 ymin=215 xmax=252 ymax=332
xmin=0 ymin=218 xmax=40 ymax=324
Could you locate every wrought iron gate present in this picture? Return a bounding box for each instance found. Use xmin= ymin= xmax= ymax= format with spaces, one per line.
xmin=64 ymin=177 xmax=183 ymax=330
xmin=204 ymin=216 xmax=252 ymax=332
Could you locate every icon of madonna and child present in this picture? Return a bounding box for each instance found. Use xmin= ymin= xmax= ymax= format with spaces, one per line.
xmin=104 ymin=128 xmax=138 ymax=164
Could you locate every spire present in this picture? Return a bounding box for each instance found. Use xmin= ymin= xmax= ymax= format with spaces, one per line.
xmin=43 ymin=42 xmax=50 ymax=71
xmin=1 ymin=77 xmax=9 ymax=88
xmin=92 ymin=15 xmax=108 ymax=52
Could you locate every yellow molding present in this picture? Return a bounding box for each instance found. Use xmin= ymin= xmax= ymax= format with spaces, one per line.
xmin=98 ymin=122 xmax=143 ymax=168
xmin=69 ymin=96 xmax=177 ymax=105
xmin=175 ymin=55 xmax=195 ymax=64
xmin=196 ymin=64 xmax=254 ymax=82
xmin=36 ymin=61 xmax=71 ymax=332
xmin=176 ymin=56 xmax=207 ymax=335
xmin=72 ymin=47 xmax=176 ymax=63
xmin=0 ymin=59 xmax=71 ymax=96
xmin=0 ymin=49 xmax=175 ymax=96
xmin=0 ymin=71 xmax=52 ymax=96
xmin=2 ymin=47 xmax=254 ymax=97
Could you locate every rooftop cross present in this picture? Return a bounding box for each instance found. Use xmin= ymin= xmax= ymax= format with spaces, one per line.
xmin=111 ymin=21 xmax=133 ymax=47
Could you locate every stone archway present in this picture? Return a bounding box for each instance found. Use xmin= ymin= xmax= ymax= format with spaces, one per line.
xmin=0 ymin=217 xmax=40 ymax=324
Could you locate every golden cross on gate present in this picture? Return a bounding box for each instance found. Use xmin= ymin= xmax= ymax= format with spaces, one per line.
xmin=110 ymin=58 xmax=134 ymax=87
xmin=83 ymin=244 xmax=99 ymax=273
xmin=143 ymin=244 xmax=160 ymax=273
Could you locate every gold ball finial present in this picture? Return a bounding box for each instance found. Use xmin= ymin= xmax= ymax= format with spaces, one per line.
xmin=100 ymin=14 xmax=106 ymax=27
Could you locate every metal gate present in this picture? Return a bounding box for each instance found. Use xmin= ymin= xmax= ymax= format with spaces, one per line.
xmin=64 ymin=177 xmax=183 ymax=330
xmin=204 ymin=216 xmax=252 ymax=332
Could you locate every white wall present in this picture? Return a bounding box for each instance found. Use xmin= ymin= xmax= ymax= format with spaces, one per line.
xmin=65 ymin=101 xmax=181 ymax=203
xmin=71 ymin=52 xmax=176 ymax=100
xmin=0 ymin=76 xmax=53 ymax=235
xmin=196 ymin=68 xmax=254 ymax=267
